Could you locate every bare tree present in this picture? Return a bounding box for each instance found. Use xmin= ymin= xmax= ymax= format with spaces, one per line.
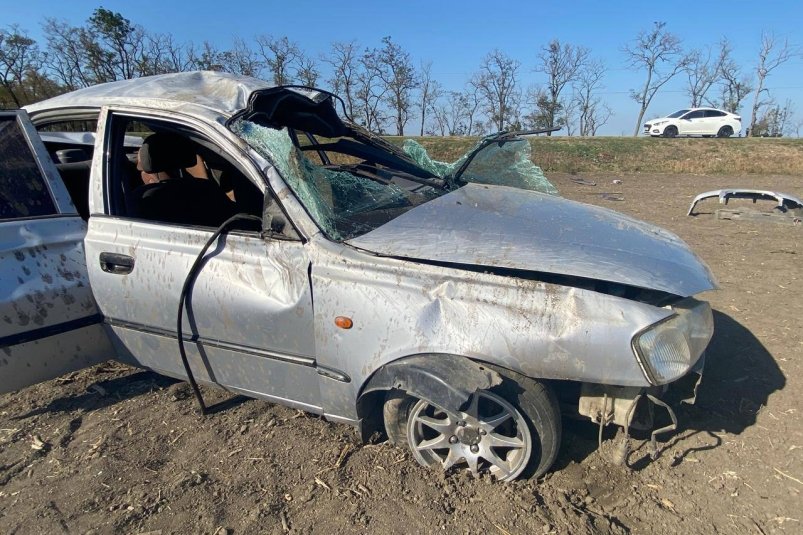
xmin=586 ymin=103 xmax=613 ymax=136
xmin=748 ymin=32 xmax=799 ymax=136
xmin=463 ymin=81 xmax=483 ymax=135
xmin=354 ymin=48 xmax=387 ymax=132
xmin=754 ymin=98 xmax=794 ymax=137
xmin=574 ymin=59 xmax=609 ymax=136
xmin=716 ymin=50 xmax=753 ymax=113
xmin=43 ymin=18 xmax=89 ymax=89
xmin=189 ymin=41 xmax=223 ymax=71
xmin=685 ymin=40 xmax=728 ymax=107
xmin=219 ymin=38 xmax=262 ymax=76
xmin=374 ymin=36 xmax=417 ymax=136
xmin=794 ymin=115 xmax=803 ymax=138
xmin=0 ymin=26 xmax=43 ymax=107
xmin=43 ymin=8 xmax=148 ymax=88
xmin=256 ymin=35 xmax=301 ymax=85
xmin=561 ymin=98 xmax=579 ymax=136
xmin=474 ymin=50 xmax=520 ymax=131
xmin=143 ymin=33 xmax=194 ymax=74
xmin=624 ymin=22 xmax=688 ymax=136
xmin=535 ymin=39 xmax=589 ymax=134
xmin=417 ymin=61 xmax=440 ymax=136
xmin=432 ymin=90 xmax=471 ymax=136
xmin=322 ymin=40 xmax=359 ymax=118
xmin=295 ymin=54 xmax=319 ymax=86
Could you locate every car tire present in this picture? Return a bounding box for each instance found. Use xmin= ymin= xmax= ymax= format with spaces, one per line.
xmin=663 ymin=126 xmax=678 ymax=138
xmin=717 ymin=126 xmax=733 ymax=138
xmin=383 ymin=368 xmax=561 ymax=481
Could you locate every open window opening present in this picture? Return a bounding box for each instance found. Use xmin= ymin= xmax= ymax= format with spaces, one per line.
xmin=106 ymin=115 xmax=273 ymax=234
xmin=35 ymin=117 xmax=101 ymax=221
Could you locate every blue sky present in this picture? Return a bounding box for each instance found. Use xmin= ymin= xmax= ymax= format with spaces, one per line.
xmin=5 ymin=0 xmax=803 ymax=135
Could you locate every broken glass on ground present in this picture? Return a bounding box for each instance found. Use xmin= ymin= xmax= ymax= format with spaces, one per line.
xmin=402 ymin=137 xmax=559 ymax=195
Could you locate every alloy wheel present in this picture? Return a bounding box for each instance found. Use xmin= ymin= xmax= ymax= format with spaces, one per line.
xmin=406 ymin=390 xmax=533 ymax=481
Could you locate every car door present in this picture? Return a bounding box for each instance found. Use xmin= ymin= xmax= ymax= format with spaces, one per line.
xmin=704 ymin=110 xmax=725 ymax=134
xmin=0 ymin=111 xmax=114 ymax=394
xmin=82 ymin=108 xmax=322 ymax=413
xmin=681 ymin=110 xmax=705 ymax=135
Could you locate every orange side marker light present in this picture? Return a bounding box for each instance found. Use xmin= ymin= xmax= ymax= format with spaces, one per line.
xmin=334 ymin=316 xmax=353 ymax=330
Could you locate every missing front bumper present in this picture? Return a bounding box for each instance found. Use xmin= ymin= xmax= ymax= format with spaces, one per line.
xmin=577 ymin=355 xmax=705 ymax=464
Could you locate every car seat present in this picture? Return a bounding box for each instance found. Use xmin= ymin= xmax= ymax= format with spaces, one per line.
xmin=127 ymin=133 xmax=238 ymax=227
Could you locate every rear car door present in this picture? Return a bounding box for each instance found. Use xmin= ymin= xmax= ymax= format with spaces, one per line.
xmin=0 ymin=111 xmax=114 ymax=393
xmin=704 ymin=110 xmax=725 ymax=134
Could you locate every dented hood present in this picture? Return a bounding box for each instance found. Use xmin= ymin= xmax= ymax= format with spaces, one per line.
xmin=347 ymin=184 xmax=717 ymax=296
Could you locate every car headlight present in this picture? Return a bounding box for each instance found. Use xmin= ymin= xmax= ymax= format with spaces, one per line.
xmin=632 ymin=298 xmax=713 ymax=385
xmin=654 ymin=120 xmax=667 ymax=126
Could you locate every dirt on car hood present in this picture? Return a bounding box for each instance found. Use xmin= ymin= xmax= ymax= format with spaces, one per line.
xmin=347 ymin=183 xmax=717 ymax=296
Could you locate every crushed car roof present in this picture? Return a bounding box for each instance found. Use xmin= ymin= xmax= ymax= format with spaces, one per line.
xmin=24 ymin=71 xmax=286 ymax=122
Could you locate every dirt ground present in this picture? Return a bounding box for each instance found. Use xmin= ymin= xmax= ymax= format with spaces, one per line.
xmin=1 ymin=172 xmax=801 ymax=534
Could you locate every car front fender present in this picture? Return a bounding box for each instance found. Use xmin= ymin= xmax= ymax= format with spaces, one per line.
xmin=359 ymin=353 xmax=502 ymax=415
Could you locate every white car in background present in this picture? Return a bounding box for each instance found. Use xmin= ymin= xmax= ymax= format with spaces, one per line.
xmin=644 ymin=107 xmax=741 ymax=138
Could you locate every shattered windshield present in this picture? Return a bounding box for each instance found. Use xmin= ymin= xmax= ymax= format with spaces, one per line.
xmin=230 ymin=85 xmax=557 ymax=240
xmin=232 ymin=120 xmax=440 ymax=241
xmin=403 ymin=138 xmax=558 ymax=195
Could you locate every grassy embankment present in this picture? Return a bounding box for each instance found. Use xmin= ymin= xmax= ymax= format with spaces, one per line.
xmin=387 ymin=136 xmax=803 ymax=175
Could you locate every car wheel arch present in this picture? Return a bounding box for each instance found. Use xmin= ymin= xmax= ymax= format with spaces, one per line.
xmin=717 ymin=125 xmax=734 ymax=138
xmin=355 ymin=353 xmax=504 ymax=441
xmin=360 ymin=357 xmax=563 ymax=480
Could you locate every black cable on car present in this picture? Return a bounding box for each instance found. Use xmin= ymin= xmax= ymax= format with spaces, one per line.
xmin=176 ymin=213 xmax=263 ymax=414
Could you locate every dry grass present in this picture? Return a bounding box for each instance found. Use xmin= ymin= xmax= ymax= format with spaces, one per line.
xmin=387 ymin=136 xmax=803 ymax=175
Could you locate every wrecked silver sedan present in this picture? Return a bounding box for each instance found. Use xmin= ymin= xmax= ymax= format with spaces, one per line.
xmin=1 ymin=72 xmax=716 ymax=481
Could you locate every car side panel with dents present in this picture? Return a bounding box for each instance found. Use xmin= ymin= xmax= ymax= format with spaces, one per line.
xmin=0 ymin=111 xmax=114 ymax=393
xmin=83 ymin=106 xmax=323 ymax=412
xmin=0 ymin=218 xmax=114 ymax=393
xmin=309 ymin=238 xmax=673 ymax=423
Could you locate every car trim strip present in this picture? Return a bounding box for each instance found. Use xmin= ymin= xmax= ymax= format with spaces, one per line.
xmin=0 ymin=314 xmax=103 ymax=347
xmin=104 ymin=318 xmax=317 ymax=367
xmin=316 ymin=365 xmax=352 ymax=383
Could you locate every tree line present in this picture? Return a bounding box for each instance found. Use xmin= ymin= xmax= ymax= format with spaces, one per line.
xmin=0 ymin=9 xmax=799 ymax=137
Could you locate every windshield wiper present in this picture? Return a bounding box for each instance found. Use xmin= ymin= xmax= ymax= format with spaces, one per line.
xmin=450 ymin=126 xmax=560 ymax=184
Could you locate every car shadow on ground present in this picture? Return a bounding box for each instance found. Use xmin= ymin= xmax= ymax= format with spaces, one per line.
xmin=13 ymin=367 xmax=253 ymax=419
xmin=554 ymin=309 xmax=785 ymax=471
xmin=11 ymin=369 xmax=179 ymax=419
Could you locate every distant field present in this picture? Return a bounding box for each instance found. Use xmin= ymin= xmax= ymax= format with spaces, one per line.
xmin=388 ymin=136 xmax=803 ymax=175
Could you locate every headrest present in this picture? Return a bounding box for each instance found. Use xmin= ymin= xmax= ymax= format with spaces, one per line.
xmin=138 ymin=133 xmax=197 ymax=174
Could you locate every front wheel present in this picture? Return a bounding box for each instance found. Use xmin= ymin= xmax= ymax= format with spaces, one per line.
xmin=384 ymin=371 xmax=561 ymax=481
xmin=663 ymin=125 xmax=678 ymax=138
